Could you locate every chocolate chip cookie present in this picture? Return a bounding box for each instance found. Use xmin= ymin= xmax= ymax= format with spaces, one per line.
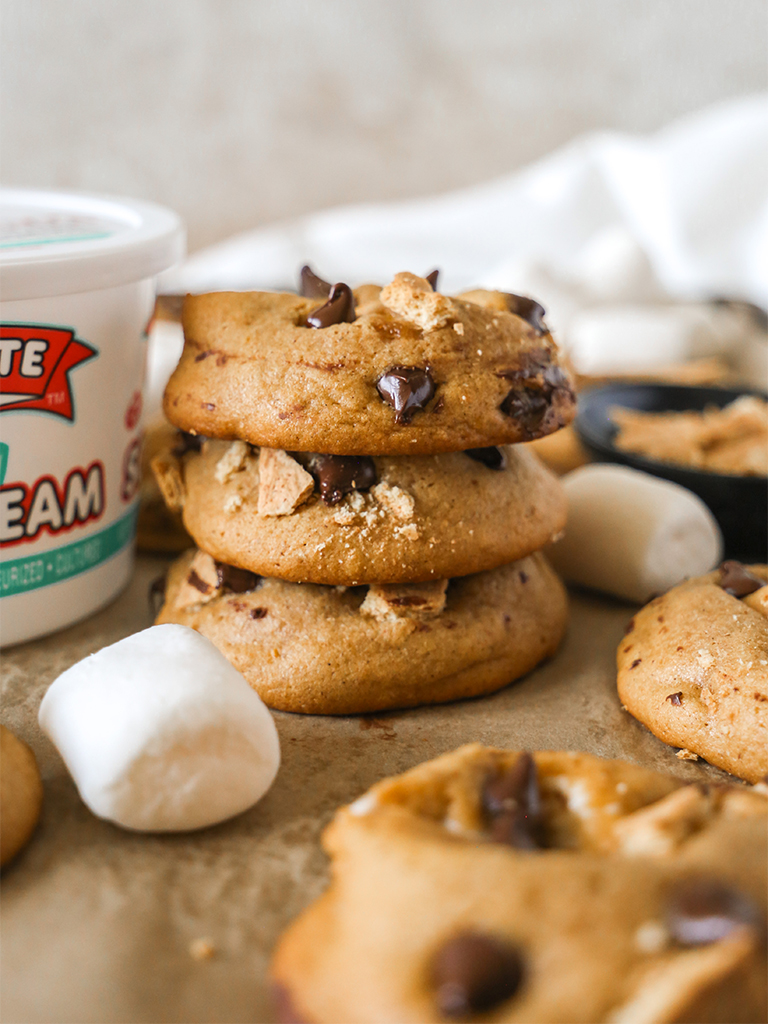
xmin=163 ymin=274 xmax=575 ymax=455
xmin=271 ymin=744 xmax=768 ymax=1023
xmin=151 ymin=436 xmax=566 ymax=585
xmin=618 ymin=562 xmax=768 ymax=782
xmin=154 ymin=550 xmax=567 ymax=714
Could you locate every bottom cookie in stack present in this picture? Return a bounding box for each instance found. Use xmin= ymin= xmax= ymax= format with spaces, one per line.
xmin=271 ymin=744 xmax=768 ymax=1024
xmin=154 ymin=549 xmax=567 ymax=714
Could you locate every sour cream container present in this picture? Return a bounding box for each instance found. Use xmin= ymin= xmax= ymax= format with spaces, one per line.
xmin=0 ymin=189 xmax=185 ymax=646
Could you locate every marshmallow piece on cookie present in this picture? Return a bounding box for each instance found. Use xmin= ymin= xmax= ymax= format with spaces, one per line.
xmin=548 ymin=465 xmax=722 ymax=602
xmin=39 ymin=625 xmax=280 ymax=832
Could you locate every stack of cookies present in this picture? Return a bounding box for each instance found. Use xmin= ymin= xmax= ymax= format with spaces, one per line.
xmin=151 ymin=269 xmax=576 ymax=714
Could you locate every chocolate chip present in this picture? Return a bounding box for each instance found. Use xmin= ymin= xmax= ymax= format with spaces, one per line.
xmin=465 ymin=447 xmax=506 ymax=470
xmin=630 ymin=658 xmax=642 ymax=669
xmin=299 ymin=265 xmax=333 ymax=299
xmin=305 ymin=282 xmax=356 ymax=328
xmin=426 ymin=269 xmax=440 ymax=290
xmin=499 ymin=387 xmax=550 ymax=431
xmin=214 ymin=561 xmax=261 ymax=593
xmin=503 ymin=293 xmax=548 ymax=335
xmin=376 ymin=366 xmax=436 ymax=424
xmin=430 ymin=932 xmax=524 ymax=1018
xmin=719 ymin=560 xmax=764 ymax=597
xmin=482 ymin=752 xmax=544 ymax=849
xmin=148 ymin=573 xmax=167 ymax=616
xmin=666 ymin=692 xmax=683 ymax=706
xmin=172 ymin=431 xmax=205 ymax=456
xmin=250 ymin=607 xmax=268 ymax=620
xmin=305 ymin=454 xmax=377 ymax=505
xmin=666 ymin=878 xmax=766 ymax=946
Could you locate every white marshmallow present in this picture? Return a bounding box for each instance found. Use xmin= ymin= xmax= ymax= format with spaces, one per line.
xmin=38 ymin=625 xmax=280 ymax=832
xmin=548 ymin=465 xmax=722 ymax=603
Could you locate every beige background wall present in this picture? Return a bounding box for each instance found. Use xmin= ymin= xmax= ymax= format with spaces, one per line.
xmin=2 ymin=0 xmax=766 ymax=253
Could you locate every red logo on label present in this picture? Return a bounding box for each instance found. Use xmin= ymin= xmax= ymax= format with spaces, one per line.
xmin=0 ymin=324 xmax=96 ymax=421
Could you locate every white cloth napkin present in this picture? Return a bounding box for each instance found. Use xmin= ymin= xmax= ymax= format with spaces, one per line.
xmin=157 ymin=94 xmax=768 ymax=381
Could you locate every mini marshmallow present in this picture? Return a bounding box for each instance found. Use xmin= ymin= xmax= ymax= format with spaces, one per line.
xmin=547 ymin=465 xmax=722 ymax=603
xmin=38 ymin=624 xmax=280 ymax=832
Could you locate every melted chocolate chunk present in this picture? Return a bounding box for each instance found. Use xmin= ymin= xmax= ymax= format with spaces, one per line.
xmin=305 ymin=283 xmax=356 ymax=328
xmin=666 ymin=879 xmax=766 ymax=946
xmin=188 ymin=569 xmax=211 ymax=594
xmin=172 ymin=431 xmax=205 ymax=456
xmin=666 ymin=692 xmax=683 ymax=706
xmin=148 ymin=573 xmax=167 ymax=616
xmin=482 ymin=752 xmax=544 ymax=849
xmin=214 ymin=562 xmax=261 ymax=593
xmin=305 ymin=454 xmax=377 ymax=505
xmin=465 ymin=447 xmax=506 ymax=470
xmin=430 ymin=932 xmax=524 ymax=1018
xmin=426 ymin=268 xmax=440 ymax=290
xmin=504 ymin=293 xmax=548 ymax=335
xmin=500 ymin=387 xmax=550 ymax=431
xmin=719 ymin=560 xmax=764 ymax=598
xmin=299 ymin=265 xmax=332 ymax=299
xmin=376 ymin=366 xmax=436 ymax=424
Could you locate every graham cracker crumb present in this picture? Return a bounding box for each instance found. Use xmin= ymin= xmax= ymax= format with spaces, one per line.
xmin=176 ymin=552 xmax=222 ymax=608
xmin=214 ymin=440 xmax=250 ymax=483
xmin=676 ymin=749 xmax=700 ymax=761
xmin=151 ymin=452 xmax=185 ymax=511
xmin=257 ymin=449 xmax=314 ymax=516
xmin=394 ymin=522 xmax=420 ymax=541
xmin=380 ymin=272 xmax=455 ymax=330
xmin=361 ymin=579 xmax=448 ymax=622
xmin=224 ymin=493 xmax=243 ymax=513
xmin=370 ymin=481 xmax=415 ymax=521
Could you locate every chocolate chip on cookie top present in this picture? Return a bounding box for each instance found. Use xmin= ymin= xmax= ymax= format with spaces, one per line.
xmin=430 ymin=932 xmax=525 ymax=1018
xmin=164 ymin=272 xmax=576 ymax=455
xmin=298 ymin=265 xmax=332 ymax=299
xmin=305 ymin=282 xmax=356 ymax=328
xmin=375 ymin=366 xmax=436 ymax=424
xmin=482 ymin=752 xmax=544 ymax=849
xmin=718 ymin=560 xmax=765 ymax=597
xmin=665 ymin=878 xmax=766 ymax=946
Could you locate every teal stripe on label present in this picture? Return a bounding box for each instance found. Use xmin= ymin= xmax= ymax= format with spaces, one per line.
xmin=0 ymin=506 xmax=138 ymax=598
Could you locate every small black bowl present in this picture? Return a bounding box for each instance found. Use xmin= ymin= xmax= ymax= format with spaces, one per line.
xmin=574 ymin=383 xmax=768 ymax=562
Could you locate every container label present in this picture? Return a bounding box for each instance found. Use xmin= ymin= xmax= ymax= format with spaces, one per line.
xmin=0 ymin=504 xmax=137 ymax=597
xmin=0 ymin=323 xmax=97 ymax=420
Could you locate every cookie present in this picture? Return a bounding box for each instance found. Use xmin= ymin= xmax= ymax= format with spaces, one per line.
xmin=155 ymin=549 xmax=568 ymax=714
xmin=151 ymin=436 xmax=566 ymax=585
xmin=136 ymin=417 xmax=191 ymax=554
xmin=0 ymin=724 xmax=43 ymax=867
xmin=163 ymin=274 xmax=575 ymax=455
xmin=271 ymin=744 xmax=768 ymax=1024
xmin=618 ymin=561 xmax=768 ymax=782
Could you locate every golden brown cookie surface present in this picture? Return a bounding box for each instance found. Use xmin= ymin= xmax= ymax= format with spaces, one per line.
xmin=152 ymin=436 xmax=566 ymax=585
xmin=271 ymin=744 xmax=768 ymax=1023
xmin=155 ymin=550 xmax=568 ymax=714
xmin=163 ymin=276 xmax=575 ymax=455
xmin=617 ymin=563 xmax=768 ymax=783
xmin=0 ymin=725 xmax=43 ymax=867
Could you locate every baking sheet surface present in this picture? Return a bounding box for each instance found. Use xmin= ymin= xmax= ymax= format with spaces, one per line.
xmin=0 ymin=555 xmax=729 ymax=1024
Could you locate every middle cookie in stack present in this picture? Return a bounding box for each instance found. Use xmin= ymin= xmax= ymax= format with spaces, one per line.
xmin=153 ymin=270 xmax=575 ymax=714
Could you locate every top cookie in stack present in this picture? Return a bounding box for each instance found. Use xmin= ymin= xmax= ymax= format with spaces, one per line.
xmin=152 ymin=270 xmax=575 ymax=713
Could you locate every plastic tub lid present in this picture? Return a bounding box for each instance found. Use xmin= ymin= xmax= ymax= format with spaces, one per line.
xmin=0 ymin=188 xmax=186 ymax=300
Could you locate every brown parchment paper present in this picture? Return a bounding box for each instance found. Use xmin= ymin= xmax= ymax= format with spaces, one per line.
xmin=0 ymin=555 xmax=734 ymax=1024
